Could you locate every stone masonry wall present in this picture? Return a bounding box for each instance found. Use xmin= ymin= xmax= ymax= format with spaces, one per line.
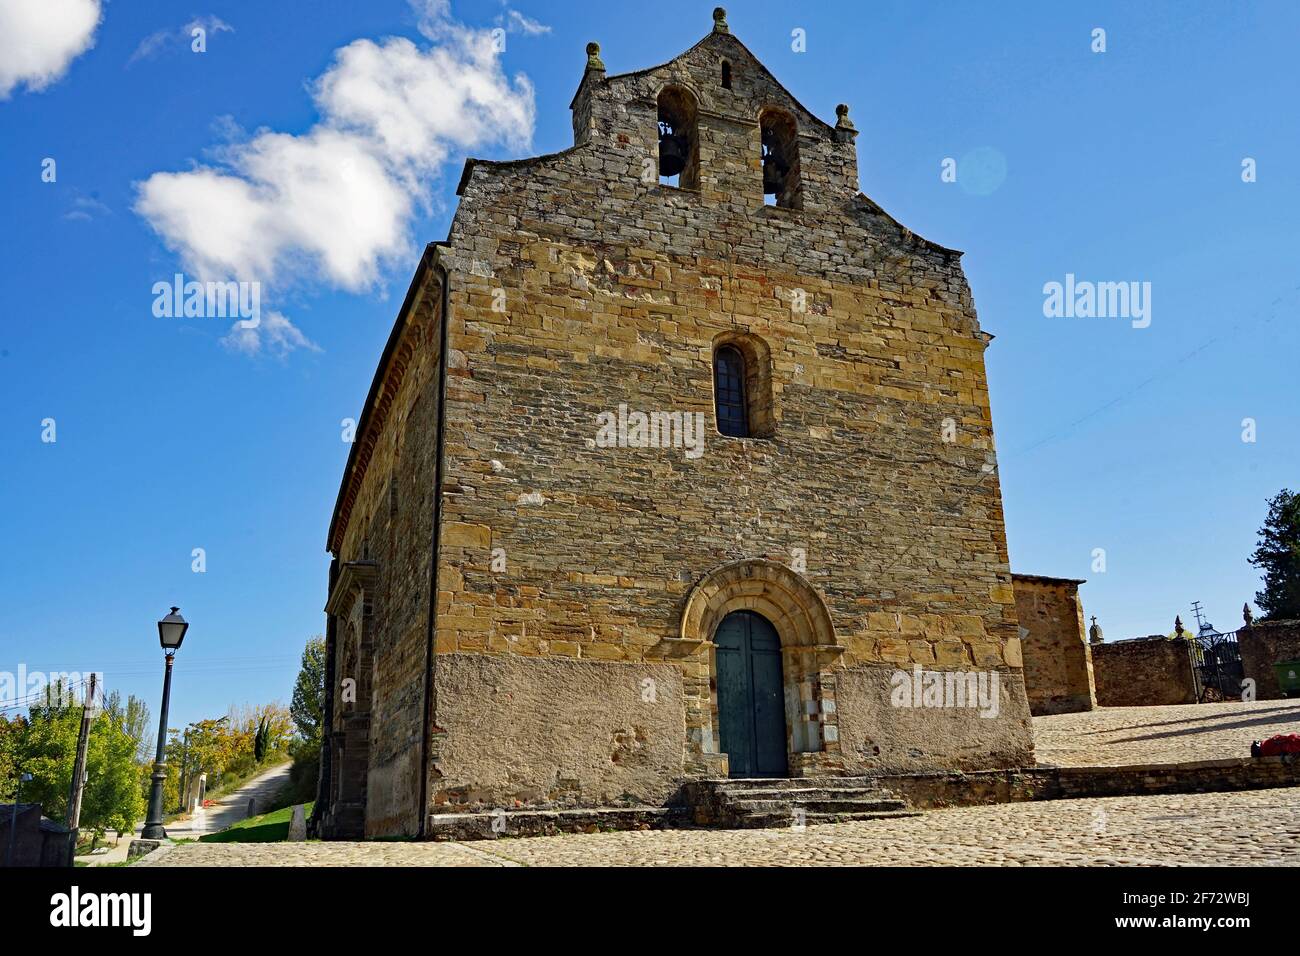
xmin=331 ymin=271 xmax=444 ymax=837
xmin=1239 ymin=620 xmax=1300 ymax=699
xmin=327 ymin=16 xmax=1037 ymax=829
xmin=430 ymin=654 xmax=686 ymax=809
xmin=427 ymin=23 xmax=1033 ymax=804
xmin=835 ymin=665 xmax=1036 ymax=773
xmin=1012 ymin=575 xmax=1096 ymax=715
xmin=1092 ymin=638 xmax=1199 ymax=707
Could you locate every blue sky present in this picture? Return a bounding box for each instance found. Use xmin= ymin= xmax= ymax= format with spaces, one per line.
xmin=1 ymin=0 xmax=1296 ymax=729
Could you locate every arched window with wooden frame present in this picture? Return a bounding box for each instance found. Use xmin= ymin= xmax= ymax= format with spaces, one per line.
xmin=712 ymin=332 xmax=775 ymax=439
xmin=713 ymin=345 xmax=749 ymax=437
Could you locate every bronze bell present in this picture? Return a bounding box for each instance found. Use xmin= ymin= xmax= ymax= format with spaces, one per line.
xmin=762 ymin=157 xmax=785 ymax=195
xmin=658 ymin=123 xmax=688 ymax=178
xmin=761 ymin=132 xmax=789 ymax=195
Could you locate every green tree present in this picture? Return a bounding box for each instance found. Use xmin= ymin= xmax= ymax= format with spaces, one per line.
xmin=287 ymin=636 xmax=327 ymax=806
xmin=0 ymin=714 xmax=28 ymax=801
xmin=1250 ymin=489 xmax=1300 ymax=621
xmin=103 ymin=690 xmax=152 ymax=763
xmin=79 ymin=699 xmax=148 ymax=844
xmin=16 ymin=692 xmax=81 ymax=820
xmin=184 ymin=717 xmax=239 ymax=783
xmin=290 ymin=636 xmax=327 ymax=747
xmin=13 ymin=686 xmax=150 ymax=844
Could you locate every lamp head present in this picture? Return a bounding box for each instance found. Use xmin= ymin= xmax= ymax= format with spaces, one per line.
xmin=158 ymin=606 xmax=189 ymax=652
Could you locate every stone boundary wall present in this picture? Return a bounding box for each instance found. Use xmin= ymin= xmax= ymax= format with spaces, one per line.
xmin=1092 ymin=637 xmax=1198 ymax=707
xmin=1239 ymin=620 xmax=1300 ymax=699
xmin=877 ymin=755 xmax=1300 ymax=810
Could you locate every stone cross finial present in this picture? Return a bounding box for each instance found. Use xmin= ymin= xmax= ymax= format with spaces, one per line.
xmin=713 ymin=7 xmax=730 ymax=34
xmin=1243 ymin=603 xmax=1255 ymax=626
xmin=585 ymin=41 xmax=605 ymax=73
xmin=1088 ymin=615 xmax=1104 ymax=644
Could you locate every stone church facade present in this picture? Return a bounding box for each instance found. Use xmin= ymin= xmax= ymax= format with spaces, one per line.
xmin=316 ymin=9 xmax=1035 ymax=840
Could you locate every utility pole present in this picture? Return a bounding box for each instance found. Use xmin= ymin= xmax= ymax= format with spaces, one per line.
xmin=65 ymin=673 xmax=97 ymax=840
xmin=1191 ymin=600 xmax=1207 ymax=632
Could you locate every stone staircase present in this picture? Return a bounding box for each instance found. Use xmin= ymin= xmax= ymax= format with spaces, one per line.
xmin=682 ymin=776 xmax=919 ymax=829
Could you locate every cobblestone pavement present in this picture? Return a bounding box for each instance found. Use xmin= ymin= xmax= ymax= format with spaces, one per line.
xmin=137 ymin=704 xmax=1300 ymax=867
xmin=139 ymin=787 xmax=1300 ymax=867
xmin=1032 ymin=700 xmax=1300 ymax=766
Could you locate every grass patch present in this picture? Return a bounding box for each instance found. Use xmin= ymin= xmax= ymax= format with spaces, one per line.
xmin=198 ymin=801 xmax=313 ymax=844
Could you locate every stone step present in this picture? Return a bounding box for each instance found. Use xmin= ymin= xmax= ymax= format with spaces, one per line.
xmin=682 ymin=776 xmax=919 ymax=829
xmin=726 ymin=808 xmax=920 ymax=829
xmin=805 ymin=810 xmax=920 ymax=824
xmin=706 ymin=776 xmax=885 ymax=791
xmin=729 ymin=797 xmax=909 ymax=816
xmin=713 ymin=785 xmax=891 ymax=802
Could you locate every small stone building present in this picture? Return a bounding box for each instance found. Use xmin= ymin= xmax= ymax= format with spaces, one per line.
xmin=0 ymin=805 xmax=75 ymax=867
xmin=1012 ymin=574 xmax=1097 ymax=715
xmin=316 ymin=9 xmax=1037 ymax=839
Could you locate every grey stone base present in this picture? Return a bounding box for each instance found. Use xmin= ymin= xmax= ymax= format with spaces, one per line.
xmin=426 ymin=806 xmax=682 ymax=841
xmin=127 ymin=839 xmax=163 ymax=859
xmin=387 ymin=756 xmax=1300 ymax=843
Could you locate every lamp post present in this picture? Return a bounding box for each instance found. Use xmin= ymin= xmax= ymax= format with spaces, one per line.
xmin=141 ymin=607 xmax=189 ymax=840
xmin=6 ymin=771 xmax=34 ymax=867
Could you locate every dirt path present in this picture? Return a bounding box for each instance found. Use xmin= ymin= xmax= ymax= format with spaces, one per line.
xmin=77 ymin=761 xmax=294 ymax=866
xmin=167 ymin=761 xmax=294 ymax=838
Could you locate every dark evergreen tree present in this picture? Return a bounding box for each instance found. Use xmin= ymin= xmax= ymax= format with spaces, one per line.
xmin=1250 ymin=489 xmax=1300 ymax=620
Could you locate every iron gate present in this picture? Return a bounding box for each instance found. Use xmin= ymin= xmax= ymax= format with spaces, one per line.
xmin=1190 ymin=628 xmax=1244 ymax=702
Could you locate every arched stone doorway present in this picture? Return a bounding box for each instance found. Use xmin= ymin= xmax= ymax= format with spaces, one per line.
xmin=715 ymin=610 xmax=787 ymax=777
xmin=321 ymin=559 xmax=377 ymax=838
xmin=675 ymin=559 xmax=845 ymax=778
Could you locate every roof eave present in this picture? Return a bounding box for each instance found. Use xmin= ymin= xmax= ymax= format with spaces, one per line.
xmin=325 ymin=242 xmax=441 ymax=553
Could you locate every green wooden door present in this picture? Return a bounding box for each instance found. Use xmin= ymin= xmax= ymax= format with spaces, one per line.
xmin=715 ymin=611 xmax=788 ymax=778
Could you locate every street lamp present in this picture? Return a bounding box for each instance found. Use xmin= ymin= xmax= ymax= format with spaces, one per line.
xmin=141 ymin=607 xmax=189 ymax=840
xmin=158 ymin=607 xmax=189 ymax=651
xmin=6 ymin=772 xmax=34 ymax=867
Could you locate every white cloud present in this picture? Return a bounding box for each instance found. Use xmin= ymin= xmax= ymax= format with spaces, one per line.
xmin=0 ymin=0 xmax=102 ymax=98
xmin=62 ymin=193 xmax=111 ymax=222
xmin=221 ymin=311 xmax=320 ymax=359
xmin=504 ymin=9 xmax=551 ymax=36
xmin=411 ymin=0 xmax=453 ymax=41
xmin=128 ymin=15 xmax=234 ymax=65
xmin=134 ymin=0 xmax=534 ymax=357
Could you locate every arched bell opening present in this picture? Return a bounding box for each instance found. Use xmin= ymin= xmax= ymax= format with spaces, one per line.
xmin=657 ymin=86 xmax=700 ymax=190
xmin=759 ymin=108 xmax=801 ymax=209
